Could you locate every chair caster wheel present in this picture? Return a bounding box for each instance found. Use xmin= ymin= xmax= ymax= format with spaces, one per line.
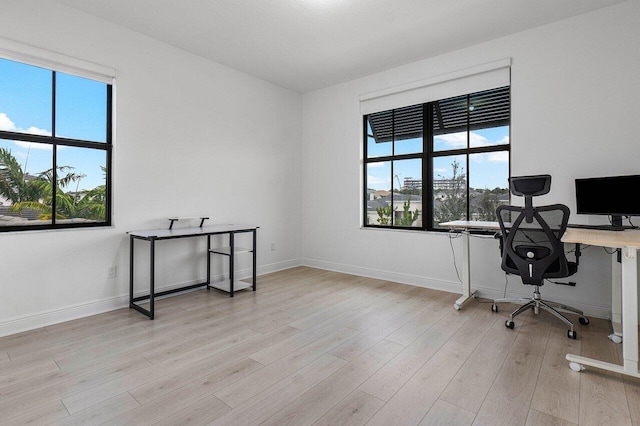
xmin=505 ymin=320 xmax=514 ymax=329
xmin=579 ymin=316 xmax=589 ymax=325
xmin=568 ymin=330 xmax=577 ymax=339
xmin=491 ymin=304 xmax=498 ymax=313
xmin=569 ymin=362 xmax=585 ymax=372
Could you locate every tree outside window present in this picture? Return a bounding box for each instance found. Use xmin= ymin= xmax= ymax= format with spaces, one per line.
xmin=364 ymin=86 xmax=510 ymax=231
xmin=0 ymin=57 xmax=111 ymax=231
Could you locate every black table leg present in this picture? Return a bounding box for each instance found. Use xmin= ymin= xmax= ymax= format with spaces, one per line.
xmin=229 ymin=232 xmax=234 ymax=297
xmin=149 ymin=238 xmax=155 ymax=319
xmin=252 ymin=229 xmax=257 ymax=291
xmin=129 ymin=236 xmax=134 ymax=308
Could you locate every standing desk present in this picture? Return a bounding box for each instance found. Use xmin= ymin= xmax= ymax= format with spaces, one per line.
xmin=439 ymin=220 xmax=501 ymax=310
xmin=562 ymin=227 xmax=640 ymax=378
xmin=441 ymin=221 xmax=640 ymax=377
xmin=128 ymin=224 xmax=258 ymax=319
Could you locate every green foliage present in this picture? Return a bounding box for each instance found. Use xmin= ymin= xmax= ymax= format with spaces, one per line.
xmin=473 ymin=190 xmax=501 ymax=221
xmin=376 ymin=195 xmax=420 ymax=227
xmin=397 ymin=198 xmax=420 ymax=227
xmin=0 ymin=148 xmax=106 ymax=222
xmin=0 ymin=147 xmax=46 ymax=205
xmin=434 ymin=159 xmax=467 ymax=224
xmin=376 ymin=204 xmax=395 ymax=225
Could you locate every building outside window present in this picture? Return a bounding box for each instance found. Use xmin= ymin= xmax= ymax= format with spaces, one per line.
xmin=363 ymin=86 xmax=510 ymax=230
xmin=0 ymin=56 xmax=112 ymax=231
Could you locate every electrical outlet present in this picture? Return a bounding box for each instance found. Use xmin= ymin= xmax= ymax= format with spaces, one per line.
xmin=107 ymin=265 xmax=117 ymax=279
xmin=271 ymin=243 xmax=276 ymax=251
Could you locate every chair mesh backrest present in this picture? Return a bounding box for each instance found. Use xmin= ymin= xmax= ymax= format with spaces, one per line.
xmin=497 ymin=204 xmax=570 ymax=284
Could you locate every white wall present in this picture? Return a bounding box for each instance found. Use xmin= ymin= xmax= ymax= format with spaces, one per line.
xmin=1 ymin=1 xmax=637 ymax=337
xmin=301 ymin=1 xmax=640 ymax=318
xmin=0 ymin=0 xmax=302 ymax=335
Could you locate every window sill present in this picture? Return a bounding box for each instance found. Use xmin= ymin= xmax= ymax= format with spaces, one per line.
xmin=0 ymin=224 xmax=115 ymax=235
xmin=360 ymin=225 xmax=497 ymax=237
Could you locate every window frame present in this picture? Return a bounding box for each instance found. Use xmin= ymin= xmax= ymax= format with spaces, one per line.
xmin=363 ymin=87 xmax=510 ymax=231
xmin=0 ymin=60 xmax=113 ymax=232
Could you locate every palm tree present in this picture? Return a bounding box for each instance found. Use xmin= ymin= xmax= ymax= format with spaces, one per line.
xmin=0 ymin=147 xmax=45 ymax=205
xmin=1 ymin=148 xmax=106 ymax=222
xmin=11 ymin=167 xmax=106 ymax=221
xmin=64 ymin=180 xmax=107 ymax=221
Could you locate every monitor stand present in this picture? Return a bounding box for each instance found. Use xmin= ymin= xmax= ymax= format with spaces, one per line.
xmin=611 ymin=215 xmax=623 ymax=229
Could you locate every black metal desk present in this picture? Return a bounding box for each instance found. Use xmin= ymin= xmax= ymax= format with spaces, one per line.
xmin=128 ymin=224 xmax=258 ymax=319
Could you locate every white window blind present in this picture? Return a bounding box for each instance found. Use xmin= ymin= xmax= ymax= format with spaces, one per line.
xmin=0 ymin=37 xmax=115 ymax=84
xmin=360 ymin=58 xmax=510 ymax=115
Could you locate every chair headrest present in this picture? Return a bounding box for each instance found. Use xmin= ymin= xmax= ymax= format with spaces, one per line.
xmin=510 ymin=175 xmax=551 ymax=197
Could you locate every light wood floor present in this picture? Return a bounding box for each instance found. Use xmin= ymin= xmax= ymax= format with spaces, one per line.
xmin=0 ymin=266 xmax=638 ymax=425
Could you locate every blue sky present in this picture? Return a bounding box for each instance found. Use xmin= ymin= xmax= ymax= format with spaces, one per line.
xmin=367 ymin=125 xmax=509 ymax=191
xmin=0 ymin=57 xmax=107 ymax=191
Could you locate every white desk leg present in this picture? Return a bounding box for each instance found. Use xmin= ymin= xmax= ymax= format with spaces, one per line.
xmin=621 ymin=247 xmax=638 ymax=374
xmin=568 ymin=246 xmax=640 ymax=377
xmin=454 ymin=230 xmax=476 ymax=310
xmin=610 ymin=251 xmax=623 ymax=342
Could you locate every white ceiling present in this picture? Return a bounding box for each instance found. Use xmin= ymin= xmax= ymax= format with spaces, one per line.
xmin=57 ymin=0 xmax=625 ymax=93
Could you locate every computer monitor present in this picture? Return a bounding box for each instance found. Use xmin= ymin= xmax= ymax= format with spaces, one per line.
xmin=575 ymin=174 xmax=640 ymax=228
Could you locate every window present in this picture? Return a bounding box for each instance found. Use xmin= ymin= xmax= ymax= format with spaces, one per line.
xmin=0 ymin=57 xmax=112 ymax=231
xmin=364 ymin=86 xmax=509 ymax=230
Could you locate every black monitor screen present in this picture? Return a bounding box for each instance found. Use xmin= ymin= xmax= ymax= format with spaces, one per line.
xmin=575 ymin=174 xmax=640 ymax=217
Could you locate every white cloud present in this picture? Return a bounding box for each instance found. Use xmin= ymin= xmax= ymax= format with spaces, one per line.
xmin=434 ymin=133 xmax=467 ymax=149
xmin=367 ymin=175 xmax=390 ymax=186
xmin=470 ymin=133 xmax=490 ymax=147
xmin=487 ymin=151 xmax=509 ymax=162
xmin=0 ymin=112 xmax=51 ymax=138
xmin=14 ymin=140 xmax=53 ymax=151
xmin=367 ymin=162 xmax=387 ymax=168
xmin=435 ymin=132 xmax=509 ymax=150
xmin=24 ymin=126 xmax=51 ymax=136
xmin=434 ymin=167 xmax=448 ymax=173
xmin=0 ymin=113 xmax=16 ymax=132
xmin=434 ymin=132 xmax=491 ymax=148
xmin=469 ymin=151 xmax=509 ymax=163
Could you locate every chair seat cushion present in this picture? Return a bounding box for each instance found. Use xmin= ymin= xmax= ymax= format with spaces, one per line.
xmin=503 ymin=257 xmax=578 ymax=281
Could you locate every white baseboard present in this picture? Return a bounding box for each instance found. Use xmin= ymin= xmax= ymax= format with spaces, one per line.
xmin=257 ymin=258 xmax=303 ymax=276
xmin=0 ymin=258 xmax=304 ymax=338
xmin=302 ymin=258 xmax=462 ymax=294
xmin=302 ymin=258 xmax=612 ymax=320
xmin=0 ymin=257 xmax=611 ymax=338
xmin=0 ymin=296 xmax=130 ymax=338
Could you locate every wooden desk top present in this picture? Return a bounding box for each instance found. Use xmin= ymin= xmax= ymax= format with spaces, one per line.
xmin=563 ymin=227 xmax=640 ymax=248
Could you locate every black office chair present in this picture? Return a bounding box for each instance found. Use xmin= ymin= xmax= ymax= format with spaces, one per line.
xmin=492 ymin=175 xmax=588 ymax=339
